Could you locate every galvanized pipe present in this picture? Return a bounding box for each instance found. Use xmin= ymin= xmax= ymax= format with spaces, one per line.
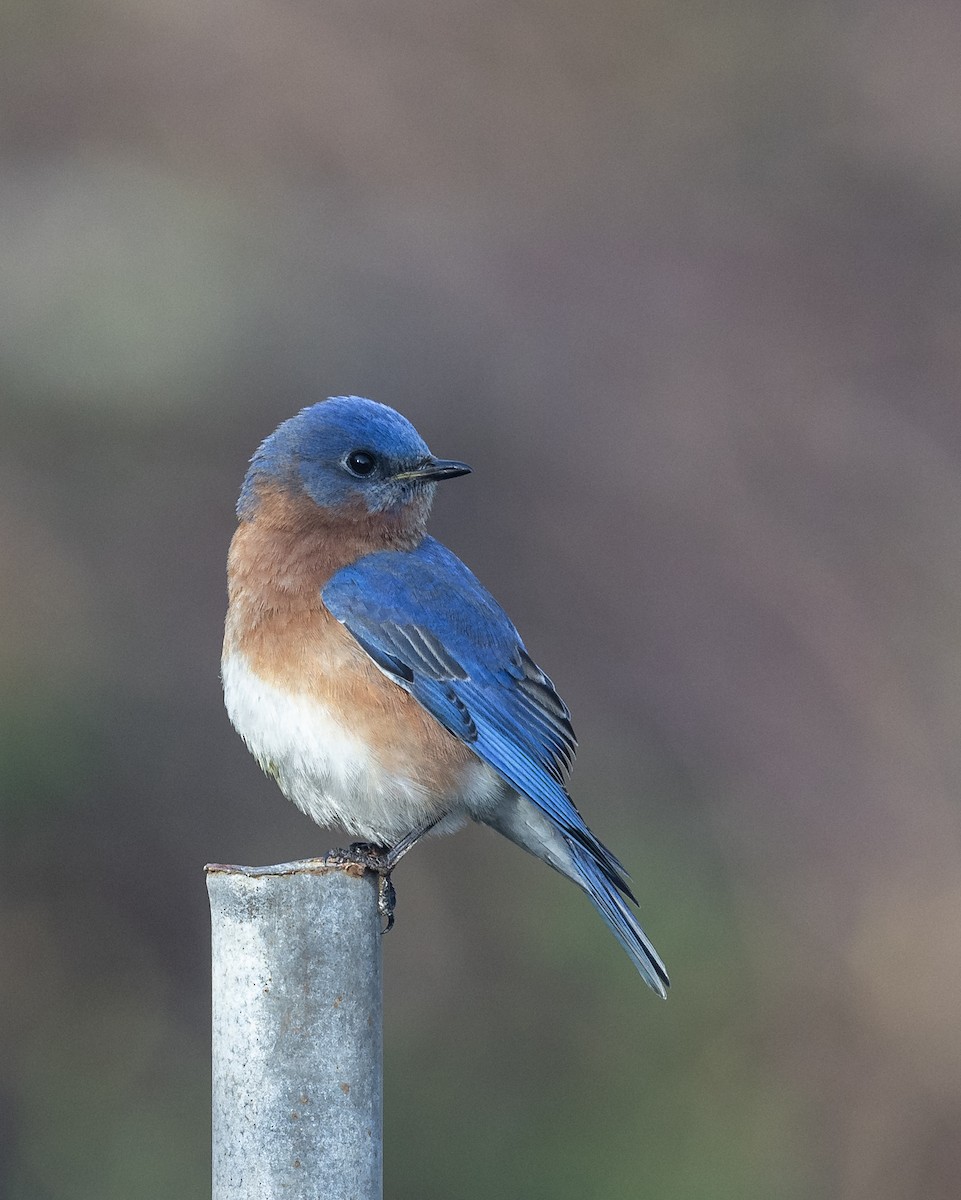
xmin=207 ymin=860 xmax=382 ymax=1200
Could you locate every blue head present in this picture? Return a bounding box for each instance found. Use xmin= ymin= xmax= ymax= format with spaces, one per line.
xmin=238 ymin=396 xmax=470 ymax=527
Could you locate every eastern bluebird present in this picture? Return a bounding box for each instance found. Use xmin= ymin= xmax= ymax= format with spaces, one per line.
xmin=222 ymin=396 xmax=669 ymax=996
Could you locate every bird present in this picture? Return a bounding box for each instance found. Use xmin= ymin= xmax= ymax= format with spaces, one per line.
xmin=222 ymin=395 xmax=669 ymax=997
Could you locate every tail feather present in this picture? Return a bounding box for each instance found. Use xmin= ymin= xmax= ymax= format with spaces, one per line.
xmin=476 ymin=793 xmax=669 ymax=996
xmin=569 ymin=842 xmax=670 ymax=998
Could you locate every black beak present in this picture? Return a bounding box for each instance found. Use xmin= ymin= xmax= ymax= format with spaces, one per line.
xmin=394 ymin=458 xmax=472 ymax=483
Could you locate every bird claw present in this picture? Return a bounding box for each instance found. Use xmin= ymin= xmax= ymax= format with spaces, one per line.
xmin=323 ymin=843 xmax=397 ymax=933
xmin=378 ymin=875 xmax=396 ymax=933
xmin=348 ymin=840 xmax=390 ymax=867
xmin=322 ymin=842 xmax=388 ymax=870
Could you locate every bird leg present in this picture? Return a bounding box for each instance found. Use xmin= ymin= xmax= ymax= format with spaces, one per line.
xmin=323 ymin=818 xmax=442 ymax=933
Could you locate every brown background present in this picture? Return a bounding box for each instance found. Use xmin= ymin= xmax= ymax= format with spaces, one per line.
xmin=3 ymin=2 xmax=961 ymax=1196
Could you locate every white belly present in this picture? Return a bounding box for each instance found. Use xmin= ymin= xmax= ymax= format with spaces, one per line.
xmin=221 ymin=650 xmax=501 ymax=843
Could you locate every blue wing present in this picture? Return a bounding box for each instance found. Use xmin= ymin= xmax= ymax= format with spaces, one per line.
xmin=322 ymin=537 xmax=632 ymax=895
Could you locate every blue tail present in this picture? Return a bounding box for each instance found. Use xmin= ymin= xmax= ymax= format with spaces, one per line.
xmin=569 ymin=842 xmax=670 ymax=998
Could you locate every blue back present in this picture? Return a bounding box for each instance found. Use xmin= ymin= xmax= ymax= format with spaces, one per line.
xmin=323 ymin=537 xmax=630 ymax=891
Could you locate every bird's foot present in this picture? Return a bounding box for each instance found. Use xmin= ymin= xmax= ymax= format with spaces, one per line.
xmin=323 ymin=843 xmax=397 ymax=933
xmin=377 ymin=875 xmax=397 ymax=933
xmin=322 ymin=840 xmax=389 ymax=870
xmin=348 ymin=840 xmax=391 ymax=865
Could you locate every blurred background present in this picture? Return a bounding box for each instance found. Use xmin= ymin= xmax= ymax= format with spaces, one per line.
xmin=3 ymin=0 xmax=961 ymax=1196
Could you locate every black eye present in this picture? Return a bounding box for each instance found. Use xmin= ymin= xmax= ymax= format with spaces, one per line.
xmin=345 ymin=450 xmax=377 ymax=477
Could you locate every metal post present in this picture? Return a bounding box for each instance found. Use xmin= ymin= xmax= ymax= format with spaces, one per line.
xmin=206 ymin=860 xmax=382 ymax=1200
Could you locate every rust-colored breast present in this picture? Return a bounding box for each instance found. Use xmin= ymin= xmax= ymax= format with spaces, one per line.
xmin=224 ymin=487 xmax=478 ymax=796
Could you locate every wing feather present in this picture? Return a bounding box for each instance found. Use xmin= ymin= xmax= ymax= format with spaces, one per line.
xmin=323 ymin=538 xmax=632 ymax=896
